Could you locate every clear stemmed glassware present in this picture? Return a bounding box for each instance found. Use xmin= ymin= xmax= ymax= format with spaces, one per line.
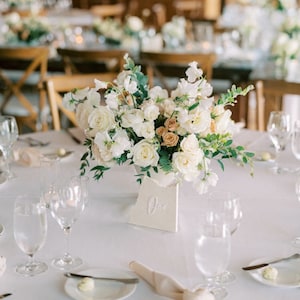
xmin=49 ymin=176 xmax=87 ymax=270
xmin=13 ymin=195 xmax=48 ymax=276
xmin=267 ymin=111 xmax=291 ymax=174
xmin=206 ymin=191 xmax=242 ymax=284
xmin=291 ymin=120 xmax=300 ymax=168
xmin=0 ymin=115 xmax=19 ymax=180
xmin=292 ymin=176 xmax=300 ymax=247
xmin=195 ymin=211 xmax=231 ymax=299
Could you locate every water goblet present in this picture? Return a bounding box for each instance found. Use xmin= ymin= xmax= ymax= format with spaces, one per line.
xmin=13 ymin=195 xmax=48 ymax=276
xmin=0 ymin=115 xmax=19 ymax=180
xmin=267 ymin=111 xmax=291 ymax=174
xmin=195 ymin=211 xmax=231 ymax=299
xmin=206 ymin=191 xmax=242 ymax=284
xmin=49 ymin=176 xmax=87 ymax=270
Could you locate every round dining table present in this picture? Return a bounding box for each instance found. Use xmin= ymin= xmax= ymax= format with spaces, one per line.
xmin=0 ymin=128 xmax=300 ymax=300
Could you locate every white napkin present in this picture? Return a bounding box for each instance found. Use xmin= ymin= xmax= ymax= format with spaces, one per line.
xmin=129 ymin=261 xmax=215 ymax=300
xmin=0 ymin=256 xmax=6 ymax=276
xmin=14 ymin=147 xmax=43 ymax=167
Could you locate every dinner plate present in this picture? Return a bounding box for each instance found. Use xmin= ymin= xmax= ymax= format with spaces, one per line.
xmin=64 ymin=268 xmax=137 ymax=300
xmin=247 ymin=257 xmax=300 ymax=288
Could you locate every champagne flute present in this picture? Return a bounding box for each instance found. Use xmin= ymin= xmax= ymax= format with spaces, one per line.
xmin=14 ymin=195 xmax=48 ymax=276
xmin=195 ymin=211 xmax=231 ymax=299
xmin=0 ymin=115 xmax=19 ymax=180
xmin=206 ymin=191 xmax=242 ymax=284
xmin=267 ymin=111 xmax=291 ymax=174
xmin=49 ymin=176 xmax=87 ymax=270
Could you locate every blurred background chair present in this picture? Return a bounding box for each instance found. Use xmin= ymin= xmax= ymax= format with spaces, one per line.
xmin=90 ymin=3 xmax=126 ymax=20
xmin=45 ymin=72 xmax=117 ymax=130
xmin=0 ymin=46 xmax=49 ymax=132
xmin=140 ymin=51 xmax=216 ymax=92
xmin=254 ymin=79 xmax=300 ymax=131
xmin=57 ymin=48 xmax=127 ymax=75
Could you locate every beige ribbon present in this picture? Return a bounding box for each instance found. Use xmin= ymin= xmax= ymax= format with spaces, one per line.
xmin=129 ymin=261 xmax=215 ymax=300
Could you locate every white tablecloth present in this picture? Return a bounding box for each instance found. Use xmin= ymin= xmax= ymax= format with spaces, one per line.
xmin=0 ymin=129 xmax=300 ymax=299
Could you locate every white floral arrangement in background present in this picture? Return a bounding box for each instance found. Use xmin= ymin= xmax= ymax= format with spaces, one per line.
xmin=63 ymin=55 xmax=254 ymax=194
xmin=161 ymin=16 xmax=186 ymax=48
xmin=2 ymin=12 xmax=50 ymax=44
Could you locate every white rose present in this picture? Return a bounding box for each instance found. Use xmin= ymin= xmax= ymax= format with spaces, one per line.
xmin=142 ymin=102 xmax=160 ymax=121
xmin=121 ymin=109 xmax=144 ymax=128
xmin=149 ymin=86 xmax=168 ymax=101
xmin=161 ymin=99 xmax=176 ymax=117
xmin=180 ymin=134 xmax=204 ymax=162
xmin=132 ymin=140 xmax=159 ymax=167
xmin=133 ymin=121 xmax=155 ymax=139
xmin=186 ymin=61 xmax=203 ymax=82
xmin=94 ymin=132 xmax=114 ymax=162
xmin=105 ymin=90 xmax=119 ymax=110
xmin=75 ymin=102 xmax=93 ymax=130
xmin=91 ymin=142 xmax=115 ymax=167
xmin=88 ymin=106 xmax=115 ymax=136
xmin=172 ymin=151 xmax=200 ymax=181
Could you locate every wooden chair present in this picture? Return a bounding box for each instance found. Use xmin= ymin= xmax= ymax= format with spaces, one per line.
xmin=90 ymin=3 xmax=125 ymax=20
xmin=140 ymin=51 xmax=217 ymax=92
xmin=45 ymin=72 xmax=117 ymax=130
xmin=0 ymin=46 xmax=49 ymax=132
xmin=173 ymin=0 xmax=204 ymax=20
xmin=254 ymin=79 xmax=300 ymax=131
xmin=57 ymin=48 xmax=127 ymax=75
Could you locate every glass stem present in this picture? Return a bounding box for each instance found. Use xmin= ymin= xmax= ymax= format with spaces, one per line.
xmin=63 ymin=226 xmax=72 ymax=263
xmin=1 ymin=147 xmax=11 ymax=177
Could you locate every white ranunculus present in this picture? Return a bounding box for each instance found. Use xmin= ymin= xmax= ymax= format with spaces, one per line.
xmin=161 ymin=99 xmax=176 ymax=117
xmin=132 ymin=140 xmax=159 ymax=167
xmin=149 ymin=86 xmax=168 ymax=101
xmin=186 ymin=61 xmax=203 ymax=82
xmin=88 ymin=106 xmax=115 ymax=136
xmin=121 ymin=109 xmax=144 ymax=128
xmin=142 ymin=102 xmax=160 ymax=121
xmin=133 ymin=121 xmax=155 ymax=139
xmin=178 ymin=108 xmax=211 ymax=134
xmin=172 ymin=151 xmax=200 ymax=181
xmin=215 ymin=109 xmax=232 ymax=133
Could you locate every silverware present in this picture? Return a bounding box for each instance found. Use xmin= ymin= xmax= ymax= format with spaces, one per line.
xmin=18 ymin=137 xmax=50 ymax=147
xmin=64 ymin=272 xmax=139 ymax=284
xmin=0 ymin=293 xmax=12 ymax=299
xmin=242 ymin=253 xmax=300 ymax=270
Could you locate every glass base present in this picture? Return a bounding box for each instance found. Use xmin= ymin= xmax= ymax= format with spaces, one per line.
xmin=52 ymin=256 xmax=82 ymax=271
xmin=16 ymin=261 xmax=47 ymax=276
xmin=218 ymin=270 xmax=236 ymax=284
xmin=292 ymin=237 xmax=300 ymax=247
xmin=211 ymin=286 xmax=228 ymax=300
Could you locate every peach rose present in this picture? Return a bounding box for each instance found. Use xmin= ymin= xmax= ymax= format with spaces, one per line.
xmin=164 ymin=118 xmax=178 ymax=131
xmin=162 ymin=132 xmax=179 ymax=147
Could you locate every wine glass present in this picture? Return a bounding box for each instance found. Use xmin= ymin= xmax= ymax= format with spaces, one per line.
xmin=49 ymin=176 xmax=87 ymax=270
xmin=0 ymin=115 xmax=19 ymax=180
xmin=206 ymin=191 xmax=242 ymax=284
xmin=267 ymin=111 xmax=291 ymax=174
xmin=291 ymin=120 xmax=300 ymax=164
xmin=13 ymin=195 xmax=48 ymax=276
xmin=195 ymin=211 xmax=231 ymax=299
xmin=292 ymin=176 xmax=300 ymax=247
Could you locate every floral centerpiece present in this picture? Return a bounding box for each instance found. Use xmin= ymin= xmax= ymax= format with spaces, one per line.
xmin=63 ymin=55 xmax=254 ymax=194
xmin=2 ymin=12 xmax=51 ymax=45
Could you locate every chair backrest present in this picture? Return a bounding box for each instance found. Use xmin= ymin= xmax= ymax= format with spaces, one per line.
xmin=0 ymin=46 xmax=49 ymax=132
xmin=45 ymin=72 xmax=117 ymax=130
xmin=57 ymin=48 xmax=127 ymax=75
xmin=173 ymin=0 xmax=203 ymax=19
xmin=140 ymin=51 xmax=216 ymax=92
xmin=254 ymin=79 xmax=300 ymax=131
xmin=90 ymin=3 xmax=126 ymax=20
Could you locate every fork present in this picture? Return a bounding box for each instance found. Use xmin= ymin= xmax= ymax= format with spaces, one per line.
xmin=18 ymin=137 xmax=50 ymax=147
